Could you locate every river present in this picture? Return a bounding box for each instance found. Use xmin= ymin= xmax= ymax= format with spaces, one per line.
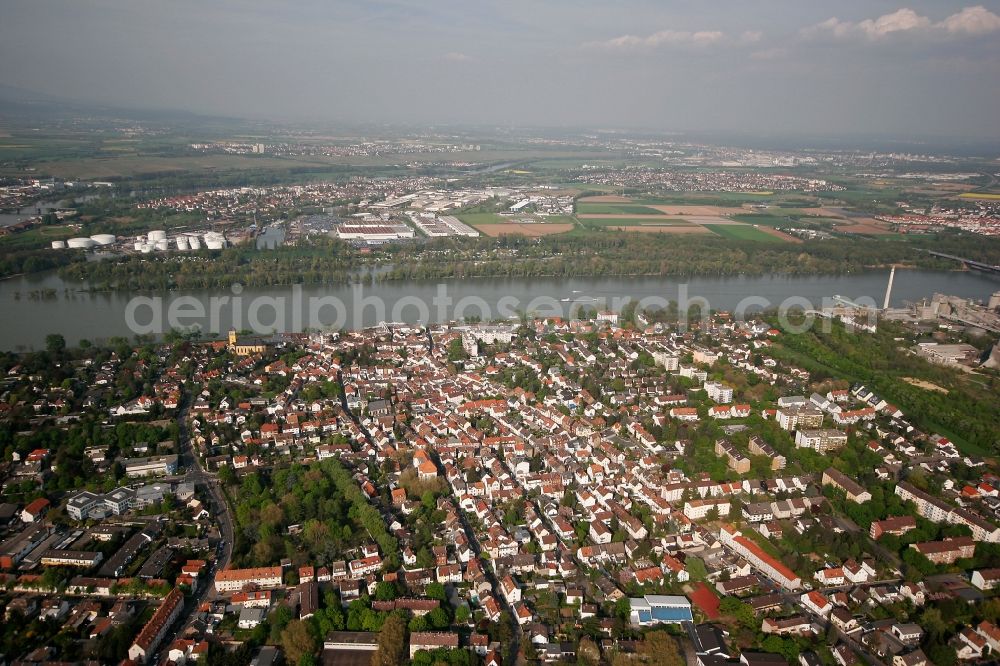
xmin=0 ymin=193 xmax=105 ymax=228
xmin=1 ymin=269 xmax=997 ymax=351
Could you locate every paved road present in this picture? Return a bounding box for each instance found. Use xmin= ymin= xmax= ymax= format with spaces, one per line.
xmin=338 ymin=350 xmax=522 ymax=663
xmin=172 ymin=392 xmax=236 ymax=620
xmin=778 ymin=590 xmax=882 ymax=666
xmin=423 ymin=328 xmax=522 ymax=661
xmin=178 ymin=394 xmax=235 ymax=593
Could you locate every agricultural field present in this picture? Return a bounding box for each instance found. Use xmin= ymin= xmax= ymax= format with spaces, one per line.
xmin=577 ymin=216 xmax=691 ymax=228
xmin=474 ymin=223 xmax=574 ymax=237
xmin=704 ymin=224 xmax=789 ymax=242
xmin=605 ymin=225 xmax=712 ymax=234
xmin=643 ymin=204 xmax=746 ymax=218
xmin=958 ymin=192 xmax=1000 ymax=200
xmin=832 ymin=219 xmax=894 ymax=235
xmin=731 ymin=213 xmax=799 ymax=227
xmin=457 ymin=212 xmax=516 ymax=227
xmin=573 ymin=195 xmax=819 ymax=239
xmin=575 ymin=202 xmax=664 ymax=215
xmin=458 ymin=212 xmax=576 ymax=237
xmin=731 ymin=211 xmax=839 ymax=230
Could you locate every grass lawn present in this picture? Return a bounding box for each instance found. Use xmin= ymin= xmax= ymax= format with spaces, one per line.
xmin=705 ymin=224 xmax=787 ymax=242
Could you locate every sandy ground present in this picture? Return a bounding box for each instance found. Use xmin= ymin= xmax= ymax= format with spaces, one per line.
xmin=474 ymin=223 xmax=574 ymax=237
xmin=647 ymin=205 xmax=746 ymax=217
xmin=609 ymin=225 xmax=712 ymax=234
xmin=903 ymin=377 xmax=949 ymax=393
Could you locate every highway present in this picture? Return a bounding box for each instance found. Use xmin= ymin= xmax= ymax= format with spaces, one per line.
xmin=925 ymin=250 xmax=1000 ymax=274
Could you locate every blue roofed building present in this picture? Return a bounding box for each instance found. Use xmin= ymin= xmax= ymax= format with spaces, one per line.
xmin=628 ymin=595 xmax=694 ymax=626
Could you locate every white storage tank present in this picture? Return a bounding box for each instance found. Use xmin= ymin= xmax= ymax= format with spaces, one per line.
xmin=148 ymin=229 xmax=167 ymax=242
xmin=154 ymin=239 xmax=169 ymax=251
xmin=134 ymin=241 xmax=145 ymax=251
xmin=204 ymin=231 xmax=226 ymax=249
xmin=188 ymin=236 xmax=202 ymax=249
xmin=140 ymin=243 xmax=152 ymax=253
xmin=67 ymin=237 xmax=97 ymax=249
xmin=90 ymin=233 xmax=116 ymax=246
xmin=175 ymin=236 xmax=190 ymax=251
xmin=51 ymin=240 xmax=66 ymax=249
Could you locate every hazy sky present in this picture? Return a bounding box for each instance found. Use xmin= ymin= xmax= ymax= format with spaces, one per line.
xmin=2 ymin=1 xmax=1000 ymax=138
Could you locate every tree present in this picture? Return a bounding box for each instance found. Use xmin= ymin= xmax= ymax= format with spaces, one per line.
xmin=719 ymin=596 xmax=755 ymax=629
xmin=425 ymin=582 xmax=446 ymax=602
xmin=427 ymin=607 xmax=450 ymax=630
xmin=919 ymin=607 xmax=948 ymax=642
xmin=374 ymin=581 xmax=398 ymax=601
xmin=455 ymin=605 xmax=471 ymax=624
xmin=372 ymin=612 xmax=406 ymax=666
xmin=416 ymin=546 xmax=435 ymax=569
xmin=281 ymin=619 xmax=318 ymax=665
xmin=578 ymin=637 xmax=601 ymax=666
xmin=636 ymin=631 xmax=684 ymax=666
xmin=45 ymin=333 xmax=66 ymax=354
xmin=218 ymin=464 xmax=235 ymax=486
xmin=613 ymin=597 xmax=632 ymax=621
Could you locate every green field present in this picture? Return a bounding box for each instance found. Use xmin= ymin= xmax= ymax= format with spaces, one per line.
xmin=579 ymin=217 xmax=691 ymax=228
xmin=576 ymin=203 xmax=664 ymax=215
xmin=456 ymin=212 xmax=510 ymax=227
xmin=958 ymin=192 xmax=1000 ymax=200
xmin=731 ymin=213 xmax=795 ymax=227
xmin=704 ymin=224 xmax=786 ymax=242
xmin=732 ymin=213 xmax=843 ymax=230
xmin=0 ymin=223 xmax=80 ymax=251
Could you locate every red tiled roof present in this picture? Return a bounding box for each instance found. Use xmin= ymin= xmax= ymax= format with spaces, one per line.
xmin=733 ymin=535 xmax=800 ymax=585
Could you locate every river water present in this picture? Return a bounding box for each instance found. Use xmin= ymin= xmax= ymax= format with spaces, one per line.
xmin=1 ymin=269 xmax=997 ymax=351
xmin=0 ymin=193 xmax=104 ymax=228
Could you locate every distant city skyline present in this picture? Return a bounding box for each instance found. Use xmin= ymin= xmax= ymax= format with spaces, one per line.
xmin=2 ymin=1 xmax=1000 ymax=138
